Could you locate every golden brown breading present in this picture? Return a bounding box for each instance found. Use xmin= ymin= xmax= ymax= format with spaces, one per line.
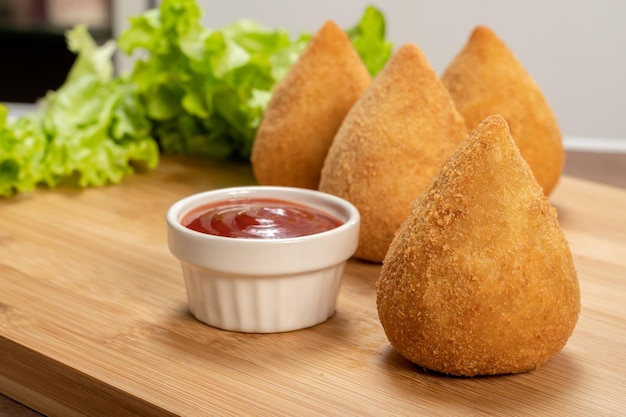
xmin=319 ymin=43 xmax=468 ymax=263
xmin=441 ymin=26 xmax=564 ymax=196
xmin=376 ymin=114 xmax=580 ymax=377
xmin=250 ymin=20 xmax=370 ymax=189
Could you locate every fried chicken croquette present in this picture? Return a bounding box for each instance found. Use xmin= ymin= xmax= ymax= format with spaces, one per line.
xmin=250 ymin=20 xmax=370 ymax=189
xmin=441 ymin=26 xmax=564 ymax=196
xmin=319 ymin=43 xmax=468 ymax=263
xmin=376 ymin=114 xmax=580 ymax=377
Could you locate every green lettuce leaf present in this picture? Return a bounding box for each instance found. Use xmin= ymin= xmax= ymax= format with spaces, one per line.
xmin=0 ymin=25 xmax=159 ymax=197
xmin=119 ymin=0 xmax=392 ymax=160
xmin=0 ymin=105 xmax=47 ymax=196
xmin=1 ymin=0 xmax=393 ymax=197
xmin=346 ymin=5 xmax=394 ymax=76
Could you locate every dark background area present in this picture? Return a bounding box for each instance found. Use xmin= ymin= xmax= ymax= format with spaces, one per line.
xmin=0 ymin=0 xmax=111 ymax=103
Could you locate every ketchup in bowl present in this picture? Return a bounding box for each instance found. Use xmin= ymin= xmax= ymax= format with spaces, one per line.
xmin=167 ymin=186 xmax=360 ymax=332
xmin=182 ymin=197 xmax=343 ymax=239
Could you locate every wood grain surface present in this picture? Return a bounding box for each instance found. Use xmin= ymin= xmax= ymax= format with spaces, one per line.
xmin=1 ymin=156 xmax=625 ymax=416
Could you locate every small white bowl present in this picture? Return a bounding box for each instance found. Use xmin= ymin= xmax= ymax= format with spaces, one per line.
xmin=166 ymin=186 xmax=360 ymax=333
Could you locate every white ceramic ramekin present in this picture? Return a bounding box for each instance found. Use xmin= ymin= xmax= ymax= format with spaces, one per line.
xmin=166 ymin=186 xmax=360 ymax=333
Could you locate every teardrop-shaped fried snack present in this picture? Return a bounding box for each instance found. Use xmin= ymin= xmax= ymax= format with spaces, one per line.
xmin=319 ymin=43 xmax=468 ymax=263
xmin=441 ymin=26 xmax=564 ymax=196
xmin=250 ymin=20 xmax=370 ymax=189
xmin=376 ymin=114 xmax=580 ymax=377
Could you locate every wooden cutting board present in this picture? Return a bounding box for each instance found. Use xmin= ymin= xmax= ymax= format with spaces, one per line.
xmin=1 ymin=156 xmax=625 ymax=416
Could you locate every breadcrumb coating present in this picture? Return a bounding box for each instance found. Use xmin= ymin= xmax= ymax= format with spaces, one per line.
xmin=319 ymin=43 xmax=468 ymax=262
xmin=376 ymin=115 xmax=580 ymax=376
xmin=251 ymin=20 xmax=370 ymax=189
xmin=442 ymin=26 xmax=564 ymax=196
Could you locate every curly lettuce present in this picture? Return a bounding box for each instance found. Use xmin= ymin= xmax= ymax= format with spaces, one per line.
xmin=119 ymin=0 xmax=393 ymax=160
xmin=0 ymin=0 xmax=392 ymax=197
xmin=346 ymin=5 xmax=394 ymax=76
xmin=0 ymin=25 xmax=159 ymax=197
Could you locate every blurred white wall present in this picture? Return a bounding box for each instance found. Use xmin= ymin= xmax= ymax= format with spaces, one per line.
xmin=113 ymin=0 xmax=626 ymax=142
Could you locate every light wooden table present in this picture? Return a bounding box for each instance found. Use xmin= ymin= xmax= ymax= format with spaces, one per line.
xmin=1 ymin=150 xmax=625 ymax=416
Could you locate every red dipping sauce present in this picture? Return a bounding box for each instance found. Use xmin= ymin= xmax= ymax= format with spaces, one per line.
xmin=182 ymin=197 xmax=343 ymax=239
